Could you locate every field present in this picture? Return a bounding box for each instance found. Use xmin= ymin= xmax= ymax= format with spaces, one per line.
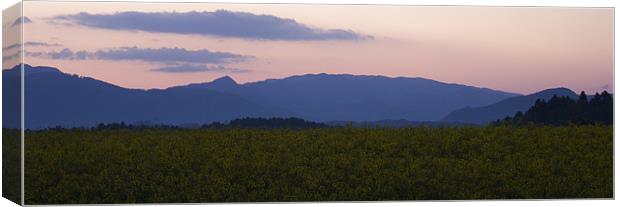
xmin=2 ymin=129 xmax=21 ymax=204
xmin=18 ymin=125 xmax=613 ymax=204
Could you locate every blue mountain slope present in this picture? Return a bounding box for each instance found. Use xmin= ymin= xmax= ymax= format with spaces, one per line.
xmin=441 ymin=88 xmax=579 ymax=125
xmin=2 ymin=67 xmax=21 ymax=128
xmin=4 ymin=64 xmax=289 ymax=129
xmin=5 ymin=64 xmax=522 ymax=128
xmin=175 ymin=73 xmax=520 ymax=122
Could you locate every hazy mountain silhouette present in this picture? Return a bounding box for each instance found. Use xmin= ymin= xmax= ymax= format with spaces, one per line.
xmin=2 ymin=66 xmax=22 ymax=128
xmin=175 ymin=73 xmax=519 ymax=122
xmin=441 ymin=88 xmax=579 ymax=125
xmin=4 ymin=64 xmax=521 ymax=128
xmin=4 ymin=64 xmax=289 ymax=129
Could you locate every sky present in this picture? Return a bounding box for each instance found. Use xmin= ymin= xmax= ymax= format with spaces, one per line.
xmin=2 ymin=1 xmax=613 ymax=94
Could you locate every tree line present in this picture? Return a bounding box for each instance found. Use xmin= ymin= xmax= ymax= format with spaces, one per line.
xmin=207 ymin=117 xmax=328 ymax=129
xmin=86 ymin=117 xmax=328 ymax=130
xmin=494 ymin=91 xmax=612 ymax=126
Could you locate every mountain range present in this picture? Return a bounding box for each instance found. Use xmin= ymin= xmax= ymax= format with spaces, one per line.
xmin=171 ymin=72 xmax=519 ymax=122
xmin=3 ymin=65 xmax=288 ymax=128
xmin=1 ymin=64 xmax=585 ymax=129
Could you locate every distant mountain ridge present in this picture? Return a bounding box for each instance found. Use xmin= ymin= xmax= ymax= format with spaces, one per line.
xmin=172 ymin=72 xmax=519 ymax=122
xmin=4 ymin=64 xmax=289 ymax=129
xmin=4 ymin=64 xmax=520 ymax=128
xmin=441 ymin=88 xmax=579 ymax=125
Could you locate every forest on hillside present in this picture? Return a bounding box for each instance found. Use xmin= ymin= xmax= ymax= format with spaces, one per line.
xmin=495 ymin=91 xmax=612 ymax=126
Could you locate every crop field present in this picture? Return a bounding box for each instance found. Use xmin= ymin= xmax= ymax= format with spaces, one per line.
xmin=15 ymin=125 xmax=614 ymax=204
xmin=2 ymin=129 xmax=21 ymax=205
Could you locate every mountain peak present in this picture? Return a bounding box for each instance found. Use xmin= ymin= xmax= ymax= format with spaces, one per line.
xmin=211 ymin=75 xmax=237 ymax=86
xmin=4 ymin=64 xmax=62 ymax=76
xmin=534 ymin=87 xmax=577 ymax=98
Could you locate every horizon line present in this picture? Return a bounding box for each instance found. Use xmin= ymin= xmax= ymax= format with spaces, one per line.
xmin=5 ymin=63 xmax=606 ymax=96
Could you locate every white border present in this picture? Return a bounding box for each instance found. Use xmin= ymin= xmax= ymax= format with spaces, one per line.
xmin=1 ymin=0 xmax=618 ymax=207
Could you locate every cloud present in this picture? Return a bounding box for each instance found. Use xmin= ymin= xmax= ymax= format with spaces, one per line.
xmin=2 ymin=41 xmax=62 ymax=51
xmin=12 ymin=16 xmax=32 ymax=26
xmin=27 ymin=46 xmax=253 ymax=73
xmin=29 ymin=47 xmax=251 ymax=64
xmin=52 ymin=10 xmax=371 ymax=40
xmin=2 ymin=41 xmax=62 ymax=62
xmin=150 ymin=64 xmax=250 ymax=73
xmin=2 ymin=51 xmax=21 ymax=62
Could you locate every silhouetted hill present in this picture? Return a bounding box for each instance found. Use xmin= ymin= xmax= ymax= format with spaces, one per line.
xmin=174 ymin=73 xmax=519 ymax=122
xmin=495 ymin=91 xmax=612 ymax=125
xmin=205 ymin=75 xmax=238 ymax=88
xmin=441 ymin=88 xmax=578 ymax=125
xmin=4 ymin=64 xmax=289 ymax=129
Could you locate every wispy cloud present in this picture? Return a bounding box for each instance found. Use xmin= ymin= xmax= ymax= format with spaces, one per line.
xmin=2 ymin=51 xmax=21 ymax=62
xmin=151 ymin=64 xmax=250 ymax=73
xmin=3 ymin=41 xmax=63 ymax=61
xmin=27 ymin=46 xmax=253 ymax=73
xmin=29 ymin=47 xmax=251 ymax=64
xmin=52 ymin=10 xmax=371 ymax=40
xmin=2 ymin=41 xmax=62 ymax=51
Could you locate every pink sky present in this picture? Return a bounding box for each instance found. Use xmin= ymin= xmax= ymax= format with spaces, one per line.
xmin=4 ymin=1 xmax=613 ymax=94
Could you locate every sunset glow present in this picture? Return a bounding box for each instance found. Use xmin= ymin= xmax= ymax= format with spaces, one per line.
xmin=4 ymin=1 xmax=613 ymax=94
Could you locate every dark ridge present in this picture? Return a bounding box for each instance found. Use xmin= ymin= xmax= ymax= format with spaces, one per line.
xmin=442 ymin=87 xmax=579 ymax=125
xmin=494 ymin=91 xmax=613 ymax=126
